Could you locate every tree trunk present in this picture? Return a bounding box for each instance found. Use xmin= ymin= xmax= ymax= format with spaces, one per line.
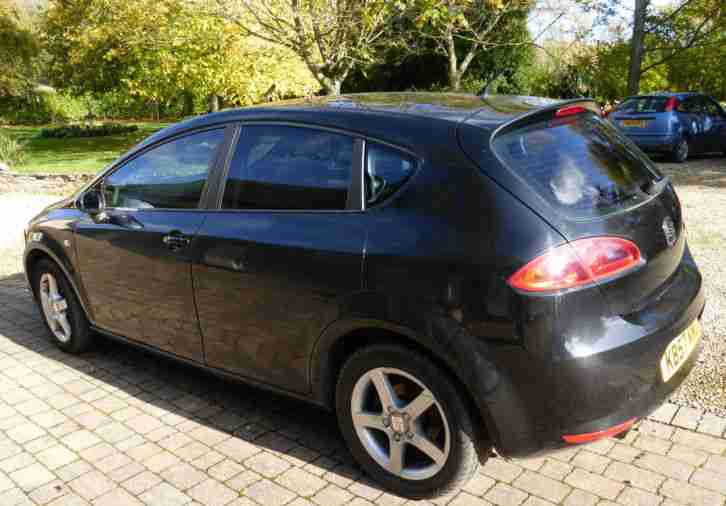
xmin=450 ymin=72 xmax=462 ymax=91
xmin=326 ymin=79 xmax=342 ymax=95
xmin=445 ymin=28 xmax=462 ymax=91
xmin=208 ymin=94 xmax=220 ymax=113
xmin=627 ymin=0 xmax=649 ymax=96
xmin=182 ymin=92 xmax=194 ymax=116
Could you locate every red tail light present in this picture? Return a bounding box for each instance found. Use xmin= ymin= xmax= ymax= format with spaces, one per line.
xmin=665 ymin=96 xmax=679 ymax=112
xmin=508 ymin=237 xmax=642 ymax=292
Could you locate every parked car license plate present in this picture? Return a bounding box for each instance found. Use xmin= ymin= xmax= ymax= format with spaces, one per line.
xmin=661 ymin=320 xmax=701 ymax=382
xmin=621 ymin=119 xmax=648 ymax=127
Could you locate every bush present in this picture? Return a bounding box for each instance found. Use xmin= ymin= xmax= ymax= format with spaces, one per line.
xmin=39 ymin=123 xmax=139 ymax=139
xmin=0 ymin=91 xmax=90 ymax=125
xmin=0 ymin=132 xmax=25 ymax=168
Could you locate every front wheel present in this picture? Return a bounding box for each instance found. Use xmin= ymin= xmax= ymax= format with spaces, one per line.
xmin=336 ymin=344 xmax=481 ymax=499
xmin=672 ymin=138 xmax=689 ymax=163
xmin=32 ymin=259 xmax=94 ymax=353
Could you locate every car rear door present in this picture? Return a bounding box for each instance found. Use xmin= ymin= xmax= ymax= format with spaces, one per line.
xmin=677 ymin=97 xmax=708 ymax=153
xmin=74 ymin=127 xmax=229 ymax=362
xmin=701 ymin=97 xmax=726 ymax=153
xmin=191 ymin=123 xmax=366 ymax=393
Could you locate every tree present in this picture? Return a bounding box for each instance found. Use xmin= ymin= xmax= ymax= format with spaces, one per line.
xmin=199 ymin=0 xmax=391 ymax=95
xmin=43 ymin=0 xmax=319 ymax=111
xmin=0 ymin=0 xmax=40 ymax=98
xmin=343 ymin=10 xmax=534 ymax=95
xmin=667 ymin=39 xmax=726 ymax=100
xmin=397 ymin=0 xmax=533 ymax=91
xmin=627 ymin=0 xmax=647 ymax=96
xmin=580 ymin=0 xmax=726 ymax=95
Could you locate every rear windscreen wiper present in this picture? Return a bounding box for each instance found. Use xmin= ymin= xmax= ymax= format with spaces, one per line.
xmin=641 ymin=176 xmax=670 ymax=195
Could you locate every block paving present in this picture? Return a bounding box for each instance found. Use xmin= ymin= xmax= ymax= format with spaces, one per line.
xmin=0 ymin=273 xmax=724 ymax=505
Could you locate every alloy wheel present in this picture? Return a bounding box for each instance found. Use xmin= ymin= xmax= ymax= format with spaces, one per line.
xmin=350 ymin=367 xmax=451 ymax=481
xmin=39 ymin=272 xmax=72 ymax=343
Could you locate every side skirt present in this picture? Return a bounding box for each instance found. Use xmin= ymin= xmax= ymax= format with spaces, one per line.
xmin=91 ymin=326 xmax=326 ymax=409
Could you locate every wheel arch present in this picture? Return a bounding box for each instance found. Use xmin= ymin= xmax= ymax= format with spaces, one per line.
xmin=24 ymin=245 xmax=92 ymax=322
xmin=310 ymin=318 xmax=497 ymax=459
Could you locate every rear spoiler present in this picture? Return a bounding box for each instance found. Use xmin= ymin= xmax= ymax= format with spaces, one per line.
xmin=490 ymin=99 xmax=601 ymax=140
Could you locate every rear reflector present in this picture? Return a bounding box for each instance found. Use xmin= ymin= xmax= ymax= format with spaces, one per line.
xmin=508 ymin=237 xmax=642 ymax=292
xmin=563 ymin=418 xmax=637 ymax=444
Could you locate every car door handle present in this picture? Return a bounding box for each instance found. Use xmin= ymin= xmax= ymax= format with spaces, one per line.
xmin=162 ymin=233 xmax=191 ymax=250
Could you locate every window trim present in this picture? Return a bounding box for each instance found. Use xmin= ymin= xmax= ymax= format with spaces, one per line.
xmin=212 ymin=121 xmax=422 ymax=214
xmin=215 ymin=121 xmax=365 ymax=214
xmin=92 ymin=125 xmax=231 ymax=213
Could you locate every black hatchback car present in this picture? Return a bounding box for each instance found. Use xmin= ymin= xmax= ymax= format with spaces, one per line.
xmin=24 ymin=93 xmax=704 ymax=498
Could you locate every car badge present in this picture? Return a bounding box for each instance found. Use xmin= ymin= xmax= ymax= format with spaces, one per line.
xmin=662 ymin=216 xmax=677 ymax=248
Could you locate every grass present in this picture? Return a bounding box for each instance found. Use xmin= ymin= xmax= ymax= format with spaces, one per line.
xmin=0 ymin=122 xmax=170 ymax=175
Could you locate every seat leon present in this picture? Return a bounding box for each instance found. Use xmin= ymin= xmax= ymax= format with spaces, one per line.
xmin=24 ymin=93 xmax=704 ymax=498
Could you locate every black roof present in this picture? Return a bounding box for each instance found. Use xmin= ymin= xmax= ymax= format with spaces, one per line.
xmin=143 ymin=93 xmax=570 ymax=150
xmin=626 ymin=92 xmax=700 ymax=100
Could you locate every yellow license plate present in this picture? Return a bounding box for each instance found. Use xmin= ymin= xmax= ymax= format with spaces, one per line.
xmin=621 ymin=119 xmax=648 ymax=127
xmin=661 ymin=320 xmax=701 ymax=382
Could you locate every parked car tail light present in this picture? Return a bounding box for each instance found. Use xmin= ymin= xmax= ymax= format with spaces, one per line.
xmin=508 ymin=237 xmax=642 ymax=292
xmin=665 ymin=96 xmax=679 ymax=112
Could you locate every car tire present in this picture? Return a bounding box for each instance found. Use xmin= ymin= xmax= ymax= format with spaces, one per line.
xmin=336 ymin=344 xmax=480 ymax=499
xmin=672 ymin=138 xmax=689 ymax=163
xmin=31 ymin=259 xmax=94 ymax=354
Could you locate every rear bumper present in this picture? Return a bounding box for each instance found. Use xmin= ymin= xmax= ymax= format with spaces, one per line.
xmin=626 ymin=133 xmax=679 ymax=152
xmin=468 ymin=246 xmax=704 ymax=458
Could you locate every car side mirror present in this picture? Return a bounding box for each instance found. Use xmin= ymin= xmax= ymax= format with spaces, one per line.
xmin=77 ymin=189 xmax=105 ymax=214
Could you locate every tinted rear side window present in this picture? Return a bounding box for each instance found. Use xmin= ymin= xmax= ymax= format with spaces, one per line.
xmin=222 ymin=125 xmax=354 ymax=210
xmin=617 ymin=97 xmax=669 ymax=113
xmin=365 ymin=142 xmax=416 ymax=206
xmin=492 ymin=112 xmax=660 ymax=218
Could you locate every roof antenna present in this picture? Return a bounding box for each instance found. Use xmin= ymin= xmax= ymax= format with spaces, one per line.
xmin=478 ymin=69 xmax=507 ymax=97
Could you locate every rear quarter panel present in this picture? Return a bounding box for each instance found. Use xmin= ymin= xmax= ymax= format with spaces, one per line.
xmin=320 ymin=124 xmax=575 ymax=455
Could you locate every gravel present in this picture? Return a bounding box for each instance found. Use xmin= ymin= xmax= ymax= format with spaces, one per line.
xmin=0 ymin=156 xmax=724 ymax=414
xmin=0 ymin=192 xmax=58 ymax=278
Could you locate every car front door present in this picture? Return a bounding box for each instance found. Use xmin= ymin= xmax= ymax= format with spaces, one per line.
xmin=192 ymin=124 xmax=366 ymax=393
xmin=74 ymin=127 xmax=228 ymax=362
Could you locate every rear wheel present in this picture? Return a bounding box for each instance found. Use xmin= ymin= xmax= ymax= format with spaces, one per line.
xmin=336 ymin=344 xmax=480 ymax=499
xmin=32 ymin=259 xmax=93 ymax=353
xmin=672 ymin=138 xmax=689 ymax=163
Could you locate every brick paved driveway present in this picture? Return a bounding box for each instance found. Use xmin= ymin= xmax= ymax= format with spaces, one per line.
xmin=0 ymin=273 xmax=724 ymax=506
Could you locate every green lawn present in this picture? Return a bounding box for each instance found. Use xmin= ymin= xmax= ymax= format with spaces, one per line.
xmin=1 ymin=122 xmax=170 ymax=175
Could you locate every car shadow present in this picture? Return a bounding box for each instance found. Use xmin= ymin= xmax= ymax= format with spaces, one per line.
xmin=649 ymin=154 xmax=726 ymax=189
xmin=0 ymin=272 xmax=390 ymax=498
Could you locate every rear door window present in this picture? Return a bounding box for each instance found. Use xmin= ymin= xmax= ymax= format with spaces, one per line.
xmin=222 ymin=125 xmax=354 ymax=210
xmin=701 ymin=98 xmax=723 ymax=117
xmin=677 ymin=98 xmax=702 ymax=114
xmin=492 ymin=112 xmax=661 ymax=219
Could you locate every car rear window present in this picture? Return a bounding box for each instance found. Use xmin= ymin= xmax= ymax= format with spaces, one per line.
xmin=616 ymin=97 xmax=669 ymax=114
xmin=492 ymin=111 xmax=661 ymax=219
